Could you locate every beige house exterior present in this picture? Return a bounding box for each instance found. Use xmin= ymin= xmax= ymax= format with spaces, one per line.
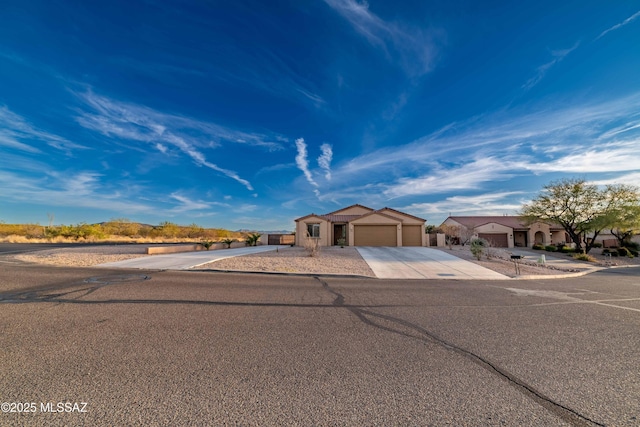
xmin=295 ymin=204 xmax=426 ymax=247
xmin=441 ymin=216 xmax=569 ymax=248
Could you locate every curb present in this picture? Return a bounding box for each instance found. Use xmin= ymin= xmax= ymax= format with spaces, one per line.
xmin=188 ymin=268 xmax=376 ymax=279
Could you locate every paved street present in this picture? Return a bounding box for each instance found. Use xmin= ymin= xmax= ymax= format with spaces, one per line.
xmin=1 ymin=262 xmax=639 ymax=426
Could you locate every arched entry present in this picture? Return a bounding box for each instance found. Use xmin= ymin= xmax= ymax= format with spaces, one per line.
xmin=534 ymin=231 xmax=545 ymax=245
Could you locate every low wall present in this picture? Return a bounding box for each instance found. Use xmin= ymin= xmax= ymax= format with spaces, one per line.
xmin=146 ymin=241 xmax=251 ymax=255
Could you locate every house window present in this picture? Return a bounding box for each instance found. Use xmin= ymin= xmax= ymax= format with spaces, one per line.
xmin=307 ymin=223 xmax=320 ymax=238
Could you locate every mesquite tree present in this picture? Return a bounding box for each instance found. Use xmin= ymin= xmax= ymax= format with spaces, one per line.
xmin=520 ymin=179 xmax=640 ymax=254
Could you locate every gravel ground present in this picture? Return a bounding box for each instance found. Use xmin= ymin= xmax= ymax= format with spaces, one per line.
xmin=14 ymin=245 xmax=148 ymax=267
xmin=12 ymin=244 xmax=637 ymax=276
xmin=198 ymin=246 xmax=376 ymax=277
xmin=432 ymin=247 xmax=579 ymax=276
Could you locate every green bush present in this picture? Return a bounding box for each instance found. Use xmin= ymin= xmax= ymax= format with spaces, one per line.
xmin=617 ymin=247 xmax=630 ymax=257
xmin=559 ymin=246 xmax=574 ymax=253
xmin=573 ymin=253 xmax=597 ymax=262
xmin=544 ymin=245 xmax=557 ymax=252
xmin=470 ymin=238 xmax=488 ymax=260
xmin=532 ymin=244 xmax=544 ymax=250
xmin=591 ymin=242 xmax=603 ymax=248
xmin=602 ymin=249 xmax=619 ymax=257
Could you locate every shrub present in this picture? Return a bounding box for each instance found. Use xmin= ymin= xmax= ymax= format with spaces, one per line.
xmin=337 ymin=237 xmax=346 ymax=247
xmin=532 ymin=244 xmax=544 ymax=250
xmin=573 ymin=253 xmax=597 ymax=262
xmin=244 ymin=233 xmax=261 ymax=247
xmin=221 ymin=238 xmax=234 ymax=248
xmin=592 ymin=242 xmax=603 ymax=248
xmin=617 ymin=247 xmax=630 ymax=257
xmin=200 ymin=240 xmax=215 ymax=250
xmin=304 ymin=236 xmax=320 ymax=257
xmin=469 ymin=238 xmax=488 ymax=260
xmin=626 ymin=248 xmax=639 ymax=257
xmin=544 ymin=245 xmax=557 ymax=252
xmin=625 ymin=242 xmax=639 ymax=250
xmin=559 ymin=246 xmax=574 ymax=253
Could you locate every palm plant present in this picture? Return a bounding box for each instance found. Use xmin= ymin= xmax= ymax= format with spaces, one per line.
xmin=245 ymin=233 xmax=262 ymax=246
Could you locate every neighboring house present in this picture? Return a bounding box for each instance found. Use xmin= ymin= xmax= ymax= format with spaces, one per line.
xmin=441 ymin=216 xmax=569 ymax=248
xmin=295 ymin=204 xmax=426 ymax=247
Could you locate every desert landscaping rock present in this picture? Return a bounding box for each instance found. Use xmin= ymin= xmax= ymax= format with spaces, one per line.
xmin=197 ymin=246 xmax=376 ymax=277
xmin=14 ymin=245 xmax=148 ymax=267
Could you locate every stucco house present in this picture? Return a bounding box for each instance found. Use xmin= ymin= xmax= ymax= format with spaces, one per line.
xmin=441 ymin=216 xmax=569 ymax=248
xmin=295 ymin=204 xmax=426 ymax=247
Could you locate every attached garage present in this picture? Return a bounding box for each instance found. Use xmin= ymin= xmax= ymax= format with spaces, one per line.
xmin=295 ymin=204 xmax=426 ymax=247
xmin=402 ymin=225 xmax=423 ymax=246
xmin=478 ymin=233 xmax=508 ymax=247
xmin=354 ymin=225 xmax=397 ymax=246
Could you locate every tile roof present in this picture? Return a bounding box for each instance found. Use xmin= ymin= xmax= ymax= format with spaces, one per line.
xmin=446 ymin=216 xmax=564 ymax=230
xmin=320 ymin=214 xmax=363 ymax=222
xmin=296 ymin=205 xmax=425 ymax=224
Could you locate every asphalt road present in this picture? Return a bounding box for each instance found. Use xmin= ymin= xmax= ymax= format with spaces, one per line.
xmin=1 ymin=261 xmax=639 ymax=426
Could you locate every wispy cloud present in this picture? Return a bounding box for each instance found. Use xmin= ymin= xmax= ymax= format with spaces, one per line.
xmin=0 ymin=106 xmax=87 ymax=154
xmin=0 ymin=169 xmax=154 ymax=214
xmin=401 ymin=192 xmax=525 ymax=219
xmin=590 ymin=172 xmax=640 ymax=187
xmin=317 ymin=143 xmax=333 ymax=180
xmin=324 ymin=0 xmax=439 ymax=76
xmin=597 ymin=9 xmax=640 ymax=40
xmin=74 ymin=90 xmax=290 ymax=191
xmin=295 ymin=138 xmax=319 ymax=196
xmin=169 ymin=193 xmax=220 ymax=213
xmin=522 ymin=42 xmax=579 ymax=91
xmin=330 ymin=92 xmax=640 ymax=201
xmin=210 ymin=48 xmax=327 ymax=110
xmin=383 ymin=157 xmax=516 ymax=198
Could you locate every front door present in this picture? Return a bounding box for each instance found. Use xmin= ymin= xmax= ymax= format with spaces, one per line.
xmin=333 ymin=224 xmax=346 ymax=245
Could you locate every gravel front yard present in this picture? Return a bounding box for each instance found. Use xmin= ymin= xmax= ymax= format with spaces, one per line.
xmin=14 ymin=245 xmax=149 ymax=267
xmin=197 ymin=246 xmax=376 ymax=277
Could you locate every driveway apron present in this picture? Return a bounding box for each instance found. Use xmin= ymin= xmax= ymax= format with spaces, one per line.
xmin=97 ymin=246 xmax=288 ymax=270
xmin=356 ymin=247 xmax=510 ymax=280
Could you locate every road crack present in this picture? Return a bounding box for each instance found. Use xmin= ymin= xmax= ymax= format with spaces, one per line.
xmin=315 ymin=276 xmax=605 ymax=427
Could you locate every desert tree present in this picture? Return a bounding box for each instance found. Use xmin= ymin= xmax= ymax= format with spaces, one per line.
xmin=439 ymin=224 xmax=461 ymax=249
xmin=520 ymin=178 xmax=640 ymax=254
xmin=604 ymin=185 xmax=640 ymax=247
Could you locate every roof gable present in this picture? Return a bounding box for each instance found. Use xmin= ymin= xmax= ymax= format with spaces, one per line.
xmin=378 ymin=207 xmax=426 ymax=223
xmin=443 ymin=216 xmax=563 ymax=230
xmin=294 ymin=213 xmax=328 ymax=222
xmin=326 ymin=204 xmax=375 ymax=216
xmin=349 ymin=210 xmax=402 ymax=224
xmin=444 ymin=216 xmax=528 ymax=229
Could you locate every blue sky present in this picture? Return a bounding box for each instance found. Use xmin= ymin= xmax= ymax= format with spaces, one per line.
xmin=1 ymin=1 xmax=639 ymax=231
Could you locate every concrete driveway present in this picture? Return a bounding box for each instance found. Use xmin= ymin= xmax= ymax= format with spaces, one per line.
xmin=356 ymin=247 xmax=510 ymax=280
xmin=97 ymin=246 xmax=288 ymax=270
